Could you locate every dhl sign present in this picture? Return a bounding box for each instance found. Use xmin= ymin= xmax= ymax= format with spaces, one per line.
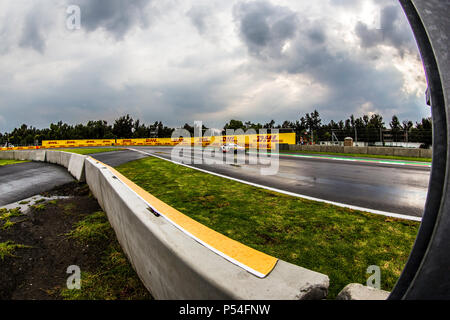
xmin=223 ymin=136 xmax=237 ymax=143
xmin=257 ymin=135 xmax=279 ymax=142
xmin=37 ymin=133 xmax=296 ymax=150
xmin=191 ymin=133 xmax=295 ymax=149
xmin=116 ymin=138 xmax=180 ymax=146
xmin=0 ymin=146 xmax=40 ymax=151
xmin=42 ymin=139 xmax=115 ymax=148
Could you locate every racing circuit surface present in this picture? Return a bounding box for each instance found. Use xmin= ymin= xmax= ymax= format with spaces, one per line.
xmin=130 ymin=146 xmax=430 ymax=218
xmin=0 ymin=148 xmax=430 ymax=218
xmin=0 ymin=162 xmax=74 ymax=206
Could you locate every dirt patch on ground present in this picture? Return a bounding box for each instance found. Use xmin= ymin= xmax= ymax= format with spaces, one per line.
xmin=0 ymin=182 xmax=151 ymax=300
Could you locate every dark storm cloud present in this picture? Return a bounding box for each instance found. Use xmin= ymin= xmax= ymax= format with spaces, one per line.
xmin=380 ymin=5 xmax=415 ymax=49
xmin=0 ymin=57 xmax=123 ymax=131
xmin=233 ymin=1 xmax=426 ymax=124
xmin=0 ymin=0 xmax=428 ymax=132
xmin=355 ymin=4 xmax=416 ymax=55
xmin=233 ymin=1 xmax=299 ymax=59
xmin=19 ymin=6 xmax=47 ymax=53
xmin=71 ymin=0 xmax=152 ymax=39
xmin=307 ymin=28 xmax=326 ymax=44
xmin=281 ymin=36 xmax=406 ymax=115
xmin=0 ymin=53 xmax=230 ymax=132
xmin=355 ymin=21 xmax=382 ymax=48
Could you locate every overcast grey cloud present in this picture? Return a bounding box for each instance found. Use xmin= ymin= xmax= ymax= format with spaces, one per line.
xmin=70 ymin=0 xmax=153 ymax=39
xmin=233 ymin=1 xmax=299 ymax=59
xmin=355 ymin=4 xmax=416 ymax=56
xmin=19 ymin=6 xmax=47 ymax=52
xmin=230 ymin=0 xmax=426 ymax=123
xmin=0 ymin=0 xmax=429 ymax=133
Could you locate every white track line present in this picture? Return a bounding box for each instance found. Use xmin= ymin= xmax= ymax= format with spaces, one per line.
xmin=128 ymin=148 xmax=422 ymax=222
xmin=248 ymin=151 xmax=431 ymax=168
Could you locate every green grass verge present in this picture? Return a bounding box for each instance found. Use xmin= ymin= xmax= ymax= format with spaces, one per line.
xmin=116 ymin=157 xmax=420 ymax=299
xmin=31 ymin=203 xmax=46 ymax=212
xmin=61 ymin=211 xmax=151 ymax=300
xmin=0 ymin=208 xmax=25 ymax=230
xmin=0 ymin=241 xmax=30 ymax=260
xmin=62 ymin=148 xmax=123 ymax=155
xmin=279 ymin=150 xmax=432 ymax=162
xmin=0 ymin=159 xmax=29 ymax=166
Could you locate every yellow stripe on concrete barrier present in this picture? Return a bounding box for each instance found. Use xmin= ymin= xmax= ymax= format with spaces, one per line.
xmin=95 ymin=159 xmax=278 ymax=278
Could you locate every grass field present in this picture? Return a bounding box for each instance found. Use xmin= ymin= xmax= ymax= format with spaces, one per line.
xmin=62 ymin=148 xmax=123 ymax=155
xmin=0 ymin=159 xmax=28 ymax=166
xmin=278 ymin=150 xmax=432 ymax=163
xmin=116 ymin=156 xmax=420 ymax=298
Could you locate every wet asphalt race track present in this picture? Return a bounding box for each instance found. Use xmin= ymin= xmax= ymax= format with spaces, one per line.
xmin=128 ymin=146 xmax=430 ymax=218
xmin=0 ymin=150 xmax=146 ymax=207
xmin=0 ymin=162 xmax=74 ymax=206
xmin=0 ymin=148 xmax=430 ymax=217
xmin=90 ymin=149 xmax=147 ymax=167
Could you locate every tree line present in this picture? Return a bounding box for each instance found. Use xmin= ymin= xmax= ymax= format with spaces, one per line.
xmin=1 ymin=111 xmax=432 ymax=147
xmin=223 ymin=111 xmax=432 ymax=147
xmin=0 ymin=115 xmax=173 ymax=146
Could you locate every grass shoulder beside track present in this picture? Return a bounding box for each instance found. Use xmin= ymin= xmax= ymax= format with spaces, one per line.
xmin=278 ymin=150 xmax=432 ymax=163
xmin=116 ymin=156 xmax=420 ymax=299
xmin=0 ymin=159 xmax=28 ymax=166
xmin=61 ymin=148 xmax=124 ymax=155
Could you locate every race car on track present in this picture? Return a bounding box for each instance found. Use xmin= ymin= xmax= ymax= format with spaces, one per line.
xmin=220 ymin=143 xmax=246 ymax=153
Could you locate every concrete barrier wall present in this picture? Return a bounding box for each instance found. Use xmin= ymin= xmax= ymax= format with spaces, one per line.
xmin=68 ymin=153 xmax=87 ymax=182
xmin=303 ymin=145 xmax=321 ymax=152
xmin=1 ymin=150 xmax=83 ymax=181
xmin=45 ymin=150 xmax=72 ymax=168
xmin=292 ymin=145 xmax=432 ymax=158
xmin=393 ymin=148 xmax=421 ymax=158
xmin=289 ymin=145 xmax=302 ymax=151
xmin=60 ymin=152 xmax=72 ymax=168
xmin=320 ymin=145 xmax=345 ymax=153
xmin=368 ymin=147 xmax=395 ymax=156
xmin=30 ymin=150 xmax=46 ymax=162
xmin=1 ymin=149 xmax=330 ymax=299
xmin=85 ymin=158 xmax=329 ymax=299
xmin=10 ymin=150 xmax=46 ymax=162
xmin=1 ymin=150 xmax=46 ymax=161
xmin=13 ymin=150 xmax=32 ymax=161
xmin=45 ymin=150 xmax=61 ymax=165
xmin=420 ymin=149 xmax=433 ymax=158
xmin=0 ymin=151 xmax=15 ymax=160
xmin=344 ymin=146 xmax=368 ymax=154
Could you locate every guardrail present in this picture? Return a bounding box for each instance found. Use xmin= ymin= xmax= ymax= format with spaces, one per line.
xmin=0 ymin=149 xmax=330 ymax=300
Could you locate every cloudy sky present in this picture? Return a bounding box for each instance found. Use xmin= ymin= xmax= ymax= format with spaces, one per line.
xmin=0 ymin=0 xmax=430 ymax=132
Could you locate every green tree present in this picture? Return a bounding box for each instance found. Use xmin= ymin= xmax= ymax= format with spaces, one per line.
xmin=224 ymin=120 xmax=245 ymax=131
xmin=113 ymin=114 xmax=134 ymax=138
xmin=390 ymin=115 xmax=401 ymax=141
